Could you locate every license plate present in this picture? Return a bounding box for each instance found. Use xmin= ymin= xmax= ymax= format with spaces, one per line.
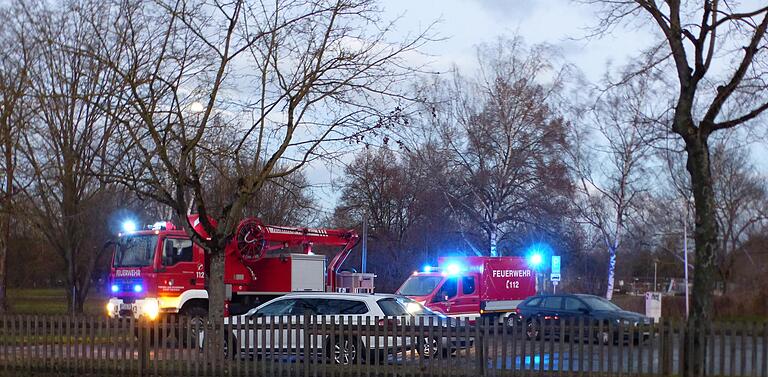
xmin=119 ymin=304 xmax=132 ymax=311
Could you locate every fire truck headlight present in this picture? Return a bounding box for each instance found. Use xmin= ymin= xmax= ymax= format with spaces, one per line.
xmin=143 ymin=299 xmax=159 ymax=320
xmin=133 ymin=284 xmax=143 ymax=293
xmin=106 ymin=303 xmax=114 ymax=317
xmin=111 ymin=284 xmax=119 ymax=293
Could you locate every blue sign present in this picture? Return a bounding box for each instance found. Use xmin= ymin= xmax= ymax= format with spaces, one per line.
xmin=551 ymin=255 xmax=561 ymax=282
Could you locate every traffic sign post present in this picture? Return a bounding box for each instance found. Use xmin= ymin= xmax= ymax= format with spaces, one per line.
xmin=550 ymin=256 xmax=561 ymax=293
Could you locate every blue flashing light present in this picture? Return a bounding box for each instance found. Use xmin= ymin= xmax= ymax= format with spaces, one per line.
xmin=527 ymin=253 xmax=543 ymax=268
xmin=133 ymin=284 xmax=143 ymax=293
xmin=445 ymin=263 xmax=463 ymax=275
xmin=423 ymin=265 xmax=433 ymax=273
xmin=110 ymin=284 xmax=119 ymax=293
xmin=122 ymin=220 xmax=137 ymax=233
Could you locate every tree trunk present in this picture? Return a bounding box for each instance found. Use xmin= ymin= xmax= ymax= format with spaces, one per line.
xmin=605 ymin=246 xmax=617 ymax=300
xmin=685 ymin=136 xmax=718 ymax=377
xmin=0 ymin=239 xmax=6 ymax=313
xmin=489 ymin=225 xmax=498 ymax=257
xmin=65 ymin=254 xmax=84 ymax=314
xmin=207 ymin=248 xmax=226 ymax=363
xmin=0 ymin=136 xmax=13 ymax=313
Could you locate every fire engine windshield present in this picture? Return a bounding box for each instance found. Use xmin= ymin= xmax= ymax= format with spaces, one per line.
xmin=397 ymin=275 xmax=444 ymax=296
xmin=114 ymin=235 xmax=158 ymax=267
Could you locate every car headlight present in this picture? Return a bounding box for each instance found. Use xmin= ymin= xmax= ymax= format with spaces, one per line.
xmin=142 ymin=299 xmax=160 ymax=320
xmin=106 ymin=303 xmax=114 ymax=317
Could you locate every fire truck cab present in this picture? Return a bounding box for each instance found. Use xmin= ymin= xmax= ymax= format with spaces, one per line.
xmin=107 ymin=217 xmax=368 ymax=320
xmin=396 ymin=256 xmax=536 ymax=321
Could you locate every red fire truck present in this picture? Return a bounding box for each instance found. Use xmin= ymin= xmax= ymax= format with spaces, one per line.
xmin=396 ymin=256 xmax=536 ymax=324
xmin=106 ymin=215 xmax=371 ymax=319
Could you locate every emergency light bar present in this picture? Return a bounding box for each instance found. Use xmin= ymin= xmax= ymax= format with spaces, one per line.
xmin=147 ymin=221 xmax=176 ymax=231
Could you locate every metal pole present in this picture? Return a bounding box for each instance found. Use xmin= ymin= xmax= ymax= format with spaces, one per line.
xmin=653 ymin=261 xmax=658 ymax=292
xmin=361 ymin=216 xmax=367 ymax=273
xmin=683 ymin=200 xmax=690 ymax=319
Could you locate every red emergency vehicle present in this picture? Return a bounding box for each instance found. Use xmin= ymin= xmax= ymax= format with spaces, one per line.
xmin=396 ymin=256 xmax=536 ymax=322
xmin=106 ymin=216 xmax=370 ymax=319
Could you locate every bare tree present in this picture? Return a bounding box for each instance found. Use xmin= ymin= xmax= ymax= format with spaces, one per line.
xmin=426 ymin=37 xmax=572 ymax=256
xmin=569 ymin=76 xmax=660 ymax=300
xmin=15 ymin=1 xmax=121 ymax=313
xmin=710 ymin=142 xmax=767 ymax=293
xmin=583 ymin=1 xmax=768 ymax=329
xmin=337 ymin=148 xmax=418 ymax=242
xmin=0 ymin=4 xmax=34 ymax=313
xmin=80 ymin=0 xmax=432 ymax=328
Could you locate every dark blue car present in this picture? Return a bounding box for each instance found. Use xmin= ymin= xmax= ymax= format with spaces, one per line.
xmin=516 ymin=293 xmax=650 ymax=344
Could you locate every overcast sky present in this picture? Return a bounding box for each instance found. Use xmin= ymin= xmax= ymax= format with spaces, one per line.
xmin=308 ymin=0 xmax=768 ymax=216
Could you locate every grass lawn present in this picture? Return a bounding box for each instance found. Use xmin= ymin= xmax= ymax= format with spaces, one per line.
xmin=7 ymin=288 xmax=107 ymax=316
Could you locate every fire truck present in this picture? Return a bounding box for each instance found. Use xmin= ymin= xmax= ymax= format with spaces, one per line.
xmin=396 ymin=256 xmax=536 ymax=324
xmin=106 ymin=215 xmax=372 ymax=320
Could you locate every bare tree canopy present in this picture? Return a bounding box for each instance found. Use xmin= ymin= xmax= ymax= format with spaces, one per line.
xmin=419 ymin=37 xmax=573 ymax=257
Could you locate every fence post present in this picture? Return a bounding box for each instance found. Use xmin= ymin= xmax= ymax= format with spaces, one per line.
xmin=138 ymin=319 xmax=149 ymax=377
xmin=475 ymin=317 xmax=486 ymax=376
xmin=661 ymin=319 xmax=672 ymax=376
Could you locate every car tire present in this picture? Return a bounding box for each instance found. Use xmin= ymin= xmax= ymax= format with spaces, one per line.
xmin=326 ymin=336 xmax=362 ymax=365
xmin=223 ymin=331 xmax=238 ymax=360
xmin=417 ymin=337 xmax=441 ymax=359
xmin=595 ymin=330 xmax=611 ymax=345
xmin=526 ymin=320 xmax=541 ymax=340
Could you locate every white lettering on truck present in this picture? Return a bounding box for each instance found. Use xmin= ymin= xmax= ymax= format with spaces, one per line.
xmin=492 ymin=269 xmax=532 ymax=278
xmin=115 ymin=270 xmax=141 ymax=277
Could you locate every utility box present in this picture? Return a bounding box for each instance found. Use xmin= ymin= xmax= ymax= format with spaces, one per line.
xmin=645 ymin=292 xmax=662 ymax=321
xmin=335 ymin=272 xmax=376 ymax=293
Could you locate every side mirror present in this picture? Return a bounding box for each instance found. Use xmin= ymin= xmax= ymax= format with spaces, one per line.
xmin=432 ymin=294 xmax=446 ymax=303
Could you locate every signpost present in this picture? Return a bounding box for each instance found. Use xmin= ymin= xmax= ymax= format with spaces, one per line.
xmin=550 ymin=255 xmax=561 ymax=293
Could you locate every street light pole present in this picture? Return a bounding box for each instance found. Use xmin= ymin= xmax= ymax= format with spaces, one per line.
xmin=361 ymin=216 xmax=367 ymax=273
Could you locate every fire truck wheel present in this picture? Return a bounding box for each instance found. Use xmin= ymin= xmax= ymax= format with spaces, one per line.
xmin=183 ymin=306 xmax=208 ymax=349
xmin=505 ymin=315 xmax=520 ymax=328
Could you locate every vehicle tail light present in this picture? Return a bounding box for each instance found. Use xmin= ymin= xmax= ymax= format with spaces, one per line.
xmin=377 ymin=318 xmax=401 ymax=329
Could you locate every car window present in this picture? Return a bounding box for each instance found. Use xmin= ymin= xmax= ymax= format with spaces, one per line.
xmin=461 ymin=276 xmax=476 ymax=295
xmin=299 ymin=299 xmax=369 ymax=315
xmin=524 ymin=297 xmax=542 ymax=307
xmin=437 ymin=278 xmax=458 ymax=299
xmin=581 ymin=296 xmax=622 ymax=311
xmin=564 ymin=298 xmax=588 ymax=311
xmin=378 ymin=298 xmax=409 ymax=316
xmin=541 ymin=297 xmax=562 ymax=309
xmin=257 ymin=299 xmax=296 ymax=316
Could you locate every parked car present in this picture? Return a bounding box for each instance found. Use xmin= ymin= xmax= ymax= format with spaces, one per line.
xmin=516 ymin=293 xmax=651 ymax=344
xmin=200 ymin=292 xmax=471 ymax=363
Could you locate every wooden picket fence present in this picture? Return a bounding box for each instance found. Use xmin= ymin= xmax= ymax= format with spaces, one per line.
xmin=0 ymin=314 xmax=766 ymax=376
